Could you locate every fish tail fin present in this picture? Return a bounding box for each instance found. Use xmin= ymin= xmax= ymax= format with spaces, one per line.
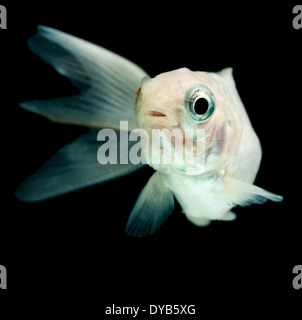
xmin=21 ymin=25 xmax=148 ymax=130
xmin=16 ymin=26 xmax=149 ymax=202
xmin=15 ymin=130 xmax=146 ymax=202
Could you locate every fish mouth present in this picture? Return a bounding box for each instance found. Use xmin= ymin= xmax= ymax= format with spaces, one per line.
xmin=147 ymin=111 xmax=167 ymax=117
xmin=144 ymin=109 xmax=179 ymax=127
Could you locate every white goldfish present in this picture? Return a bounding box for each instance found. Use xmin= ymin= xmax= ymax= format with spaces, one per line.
xmin=16 ymin=26 xmax=283 ymax=237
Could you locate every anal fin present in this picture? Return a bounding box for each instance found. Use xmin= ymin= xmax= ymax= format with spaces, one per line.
xmin=125 ymin=172 xmax=174 ymax=237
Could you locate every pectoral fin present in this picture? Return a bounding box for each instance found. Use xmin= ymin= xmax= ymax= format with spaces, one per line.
xmin=224 ymin=177 xmax=283 ymax=207
xmin=125 ymin=172 xmax=174 ymax=237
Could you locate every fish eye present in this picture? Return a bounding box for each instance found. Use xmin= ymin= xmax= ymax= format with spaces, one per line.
xmin=186 ymin=86 xmax=215 ymax=123
xmin=194 ymin=97 xmax=209 ymax=115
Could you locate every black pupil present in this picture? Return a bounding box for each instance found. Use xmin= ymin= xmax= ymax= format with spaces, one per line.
xmin=194 ymin=98 xmax=209 ymax=115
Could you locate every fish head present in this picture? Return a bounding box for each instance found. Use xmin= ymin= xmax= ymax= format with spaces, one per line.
xmin=134 ymin=67 xmax=242 ymax=175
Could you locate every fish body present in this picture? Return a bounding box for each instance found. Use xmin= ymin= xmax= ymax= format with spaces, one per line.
xmin=16 ymin=26 xmax=283 ymax=237
xmin=134 ymin=67 xmax=265 ymax=225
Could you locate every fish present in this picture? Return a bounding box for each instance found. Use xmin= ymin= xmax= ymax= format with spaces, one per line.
xmin=16 ymin=25 xmax=283 ymax=237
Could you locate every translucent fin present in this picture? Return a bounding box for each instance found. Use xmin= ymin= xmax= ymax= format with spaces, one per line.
xmin=224 ymin=177 xmax=283 ymax=207
xmin=220 ymin=211 xmax=237 ymax=221
xmin=15 ymin=130 xmax=145 ymax=202
xmin=125 ymin=172 xmax=174 ymax=237
xmin=21 ymin=25 xmax=148 ymax=130
xmin=185 ymin=216 xmax=211 ymax=227
xmin=218 ymin=67 xmax=235 ymax=87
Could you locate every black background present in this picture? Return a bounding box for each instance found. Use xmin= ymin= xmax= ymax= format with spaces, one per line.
xmin=1 ymin=1 xmax=301 ymax=317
